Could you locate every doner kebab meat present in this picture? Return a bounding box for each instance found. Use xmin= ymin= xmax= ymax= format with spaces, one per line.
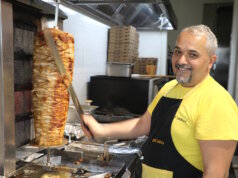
xmin=33 ymin=28 xmax=74 ymax=146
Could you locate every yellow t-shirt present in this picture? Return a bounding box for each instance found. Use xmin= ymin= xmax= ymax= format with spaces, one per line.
xmin=144 ymin=75 xmax=238 ymax=176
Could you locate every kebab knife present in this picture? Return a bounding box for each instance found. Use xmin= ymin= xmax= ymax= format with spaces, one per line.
xmin=43 ymin=29 xmax=94 ymax=138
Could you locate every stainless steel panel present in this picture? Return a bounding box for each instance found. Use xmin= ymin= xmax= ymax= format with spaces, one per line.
xmin=107 ymin=63 xmax=132 ymax=77
xmin=228 ymin=0 xmax=238 ymax=103
xmin=61 ymin=0 xmax=177 ymax=30
xmin=32 ymin=149 xmax=123 ymax=175
xmin=0 ymin=0 xmax=15 ymax=176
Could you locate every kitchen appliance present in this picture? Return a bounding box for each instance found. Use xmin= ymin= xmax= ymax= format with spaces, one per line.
xmin=8 ymin=149 xmax=125 ymax=178
xmin=107 ymin=63 xmax=132 ymax=77
xmin=0 ymin=0 xmax=67 ymax=176
xmin=88 ymin=75 xmax=170 ymax=122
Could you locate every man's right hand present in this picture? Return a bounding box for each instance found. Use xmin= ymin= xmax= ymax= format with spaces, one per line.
xmin=81 ymin=114 xmax=107 ymax=142
xmin=81 ymin=110 xmax=151 ymax=142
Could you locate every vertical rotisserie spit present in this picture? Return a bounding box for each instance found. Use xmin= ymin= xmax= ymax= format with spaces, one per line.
xmin=33 ymin=28 xmax=74 ymax=146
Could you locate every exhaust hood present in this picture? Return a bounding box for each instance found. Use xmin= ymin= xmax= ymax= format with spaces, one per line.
xmin=60 ymin=0 xmax=177 ymax=30
xmin=13 ymin=0 xmax=67 ymax=19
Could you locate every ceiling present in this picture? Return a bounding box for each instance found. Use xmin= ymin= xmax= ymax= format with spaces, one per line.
xmin=60 ymin=0 xmax=177 ymax=30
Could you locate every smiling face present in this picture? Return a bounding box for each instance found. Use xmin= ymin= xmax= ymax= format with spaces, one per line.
xmin=172 ymin=31 xmax=217 ymax=87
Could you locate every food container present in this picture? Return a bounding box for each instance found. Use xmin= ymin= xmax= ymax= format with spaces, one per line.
xmin=133 ymin=58 xmax=158 ymax=75
xmin=107 ymin=63 xmax=132 ymax=77
xmin=146 ymin=64 xmax=157 ymax=75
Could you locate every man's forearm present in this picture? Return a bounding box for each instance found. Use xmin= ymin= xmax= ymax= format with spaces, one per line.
xmin=102 ymin=117 xmax=146 ymax=140
xmin=101 ymin=111 xmax=151 ymax=140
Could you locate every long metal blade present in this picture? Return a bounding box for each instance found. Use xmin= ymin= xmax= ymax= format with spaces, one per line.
xmin=43 ymin=29 xmax=66 ymax=75
xmin=68 ymin=85 xmax=84 ymax=115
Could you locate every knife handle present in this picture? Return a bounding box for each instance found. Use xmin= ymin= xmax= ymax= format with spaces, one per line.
xmin=80 ymin=114 xmax=95 ymax=142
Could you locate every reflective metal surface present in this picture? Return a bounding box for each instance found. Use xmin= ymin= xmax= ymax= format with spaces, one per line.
xmin=7 ymin=164 xmax=78 ymax=178
xmin=228 ymin=0 xmax=238 ymax=103
xmin=0 ymin=0 xmax=15 ymax=176
xmin=61 ymin=0 xmax=177 ymax=30
xmin=16 ymin=145 xmax=43 ymax=162
xmin=31 ymin=149 xmax=124 ymax=177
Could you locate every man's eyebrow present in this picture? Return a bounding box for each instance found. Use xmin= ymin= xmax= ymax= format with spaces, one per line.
xmin=174 ymin=46 xmax=180 ymax=50
xmin=173 ymin=47 xmax=200 ymax=54
xmin=188 ymin=49 xmax=199 ymax=53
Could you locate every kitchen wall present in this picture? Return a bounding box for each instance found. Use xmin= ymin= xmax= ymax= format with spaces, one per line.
xmin=63 ymin=7 xmax=109 ymax=103
xmin=138 ymin=31 xmax=168 ymax=75
xmin=62 ymin=6 xmax=168 ymax=103
xmin=168 ymin=0 xmax=233 ymax=50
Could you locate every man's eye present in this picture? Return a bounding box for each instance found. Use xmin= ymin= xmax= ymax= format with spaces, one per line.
xmin=174 ymin=50 xmax=181 ymax=55
xmin=189 ymin=52 xmax=198 ymax=58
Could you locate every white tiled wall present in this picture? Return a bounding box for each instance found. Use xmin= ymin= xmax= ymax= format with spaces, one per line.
xmin=63 ymin=10 xmax=110 ymax=104
xmin=138 ymin=31 xmax=168 ymax=75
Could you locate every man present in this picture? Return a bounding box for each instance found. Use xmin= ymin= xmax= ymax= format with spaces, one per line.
xmin=82 ymin=25 xmax=238 ymax=178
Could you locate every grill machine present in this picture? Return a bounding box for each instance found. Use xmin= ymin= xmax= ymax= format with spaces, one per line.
xmin=0 ymin=1 xmax=131 ymax=177
xmin=0 ymin=0 xmax=66 ymax=176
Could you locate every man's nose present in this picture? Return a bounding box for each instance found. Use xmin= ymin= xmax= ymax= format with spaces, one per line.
xmin=177 ymin=54 xmax=187 ymax=64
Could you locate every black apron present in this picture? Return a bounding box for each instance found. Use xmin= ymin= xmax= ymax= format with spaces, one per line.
xmin=142 ymin=96 xmax=203 ymax=178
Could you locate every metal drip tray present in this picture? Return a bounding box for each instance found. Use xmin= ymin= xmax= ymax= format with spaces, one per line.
xmin=66 ymin=141 xmax=140 ymax=155
xmin=31 ymin=149 xmax=124 ymax=177
xmin=8 ymin=164 xmax=77 ymax=178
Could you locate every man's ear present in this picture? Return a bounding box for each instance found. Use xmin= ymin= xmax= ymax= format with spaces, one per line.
xmin=209 ymin=54 xmax=217 ymax=69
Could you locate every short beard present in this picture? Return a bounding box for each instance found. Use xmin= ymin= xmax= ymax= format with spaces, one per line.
xmin=176 ymin=73 xmax=192 ymax=84
xmin=175 ymin=64 xmax=192 ymax=84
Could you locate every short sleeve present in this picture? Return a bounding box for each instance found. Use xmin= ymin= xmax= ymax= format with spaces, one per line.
xmin=196 ymin=93 xmax=238 ymax=140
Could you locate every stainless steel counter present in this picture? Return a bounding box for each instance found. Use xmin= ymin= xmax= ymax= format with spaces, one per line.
xmin=11 ymin=136 xmax=146 ymax=178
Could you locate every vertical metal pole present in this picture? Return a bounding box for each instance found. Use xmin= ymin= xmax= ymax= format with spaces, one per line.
xmin=0 ymin=0 xmax=15 ymax=176
xmin=54 ymin=0 xmax=60 ymax=28
xmin=46 ymin=148 xmax=51 ymax=166
xmin=228 ymin=0 xmax=238 ymax=103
